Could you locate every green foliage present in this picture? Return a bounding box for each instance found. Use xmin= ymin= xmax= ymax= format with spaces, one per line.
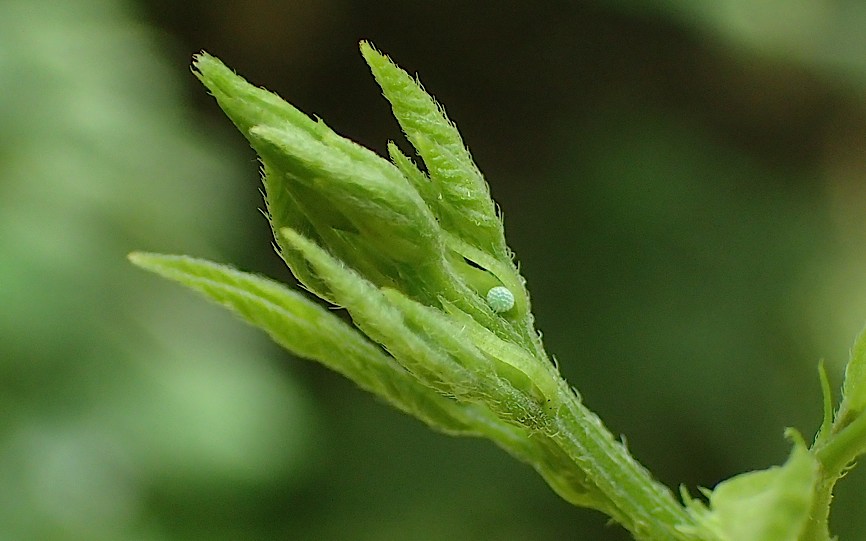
xmin=838 ymin=326 xmax=866 ymax=427
xmin=683 ymin=443 xmax=818 ymax=541
xmin=595 ymin=0 xmax=866 ymax=88
xmin=127 ymin=252 xmax=501 ymax=436
xmin=0 ymin=1 xmax=310 ymax=539
xmin=132 ymin=42 xmax=866 ymax=540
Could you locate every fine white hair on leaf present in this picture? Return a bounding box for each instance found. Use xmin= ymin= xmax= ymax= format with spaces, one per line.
xmin=486 ymin=285 xmax=515 ymax=313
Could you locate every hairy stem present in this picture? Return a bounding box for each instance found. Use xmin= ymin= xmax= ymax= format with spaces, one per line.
xmin=552 ymin=383 xmax=693 ymax=540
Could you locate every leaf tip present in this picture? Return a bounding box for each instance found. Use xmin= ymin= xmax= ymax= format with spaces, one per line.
xmin=190 ymin=50 xmax=217 ymax=81
xmin=358 ymin=39 xmax=380 ymax=63
xmin=127 ymin=251 xmax=148 ymax=266
xmin=359 ymin=40 xmax=396 ymax=81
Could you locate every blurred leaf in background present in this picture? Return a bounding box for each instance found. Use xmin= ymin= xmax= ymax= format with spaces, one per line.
xmin=0 ymin=1 xmax=315 ymax=539
xmin=597 ymin=0 xmax=866 ymax=89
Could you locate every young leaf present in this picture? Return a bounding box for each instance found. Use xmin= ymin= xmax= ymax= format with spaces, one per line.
xmin=127 ymin=252 xmax=480 ymax=435
xmin=686 ymin=443 xmax=818 ymax=541
xmin=360 ymin=42 xmax=507 ymax=261
xmin=837 ymin=324 xmax=866 ymax=429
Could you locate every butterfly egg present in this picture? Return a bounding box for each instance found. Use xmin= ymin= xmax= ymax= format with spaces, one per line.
xmin=486 ymin=285 xmax=515 ymax=313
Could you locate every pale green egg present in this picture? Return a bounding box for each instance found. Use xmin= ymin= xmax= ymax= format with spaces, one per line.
xmin=486 ymin=285 xmax=515 ymax=313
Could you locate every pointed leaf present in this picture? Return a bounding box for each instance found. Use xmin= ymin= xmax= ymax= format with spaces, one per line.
xmin=690 ymin=444 xmax=817 ymax=541
xmin=128 ymin=252 xmax=485 ymax=434
xmin=838 ymin=324 xmax=866 ymax=427
xmin=360 ymin=41 xmax=507 ymax=260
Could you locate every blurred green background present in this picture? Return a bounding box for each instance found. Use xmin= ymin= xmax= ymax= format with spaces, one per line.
xmin=2 ymin=1 xmax=866 ymax=539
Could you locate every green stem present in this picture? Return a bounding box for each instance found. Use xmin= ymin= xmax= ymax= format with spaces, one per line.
xmin=799 ymin=471 xmax=834 ymax=541
xmin=552 ymin=381 xmax=694 ymax=540
xmin=803 ymin=406 xmax=866 ymax=541
xmin=816 ymin=407 xmax=866 ymax=475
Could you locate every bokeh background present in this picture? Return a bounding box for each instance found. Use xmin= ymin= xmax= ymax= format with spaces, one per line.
xmin=3 ymin=1 xmax=866 ymax=539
